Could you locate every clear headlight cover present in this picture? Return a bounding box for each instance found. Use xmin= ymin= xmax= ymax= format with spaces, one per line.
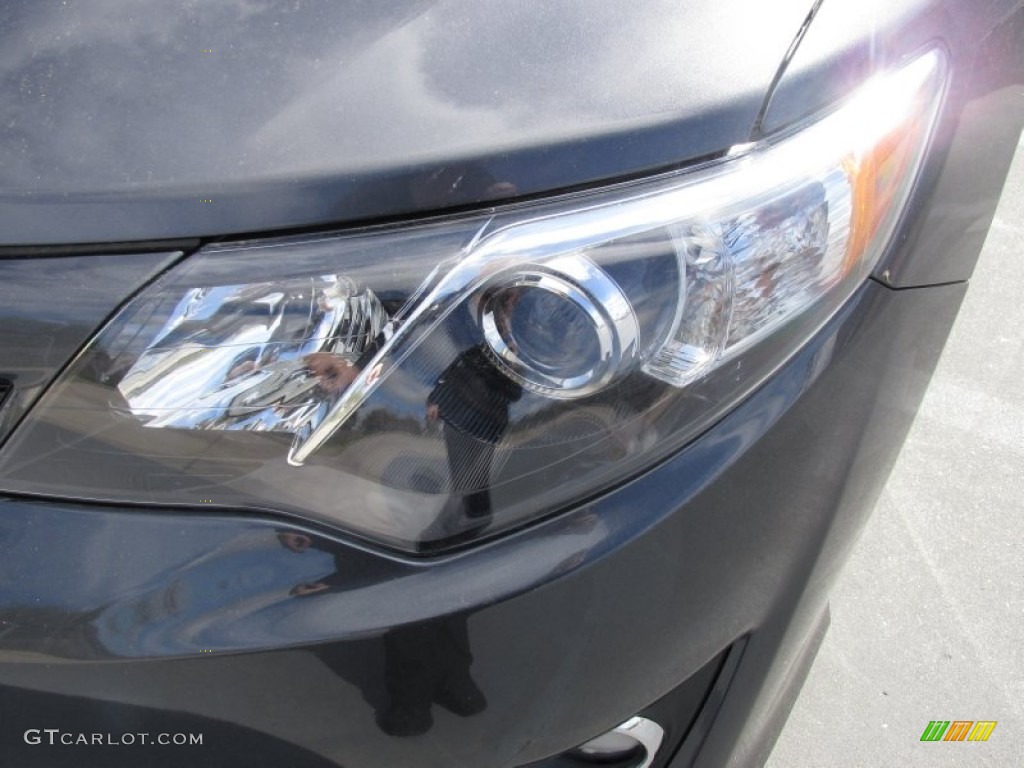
xmin=0 ymin=51 xmax=945 ymax=552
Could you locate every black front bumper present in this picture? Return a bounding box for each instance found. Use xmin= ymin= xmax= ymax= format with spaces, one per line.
xmin=0 ymin=278 xmax=965 ymax=767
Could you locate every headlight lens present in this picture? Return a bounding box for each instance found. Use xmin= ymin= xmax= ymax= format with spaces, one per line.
xmin=0 ymin=51 xmax=945 ymax=552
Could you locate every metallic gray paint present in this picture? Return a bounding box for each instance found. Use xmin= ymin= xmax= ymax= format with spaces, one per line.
xmin=0 ymin=0 xmax=815 ymax=244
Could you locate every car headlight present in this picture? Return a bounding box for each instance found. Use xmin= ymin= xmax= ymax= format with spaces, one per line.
xmin=0 ymin=51 xmax=945 ymax=552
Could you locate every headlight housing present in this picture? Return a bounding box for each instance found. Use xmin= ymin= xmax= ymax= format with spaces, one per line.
xmin=0 ymin=51 xmax=945 ymax=552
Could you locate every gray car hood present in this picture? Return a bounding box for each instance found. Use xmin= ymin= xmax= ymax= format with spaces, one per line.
xmin=0 ymin=0 xmax=813 ymax=245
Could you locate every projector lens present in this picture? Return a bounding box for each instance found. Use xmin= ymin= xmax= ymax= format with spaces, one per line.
xmin=479 ymin=254 xmax=640 ymax=398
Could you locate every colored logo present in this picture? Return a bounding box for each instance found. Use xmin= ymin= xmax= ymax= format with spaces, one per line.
xmin=920 ymin=721 xmax=997 ymax=742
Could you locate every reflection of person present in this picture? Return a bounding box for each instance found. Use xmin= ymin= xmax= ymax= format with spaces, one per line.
xmin=303 ymin=352 xmax=360 ymax=394
xmin=276 ymin=532 xmax=485 ymax=738
xmin=377 ymin=618 xmax=485 ymax=737
xmin=427 ymin=344 xmax=522 ymax=525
